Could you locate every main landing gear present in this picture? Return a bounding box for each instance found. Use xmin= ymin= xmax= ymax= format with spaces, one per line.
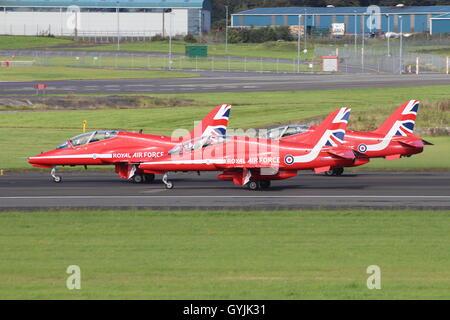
xmin=246 ymin=180 xmax=271 ymax=191
xmin=162 ymin=173 xmax=174 ymax=190
xmin=51 ymin=167 xmax=62 ymax=183
xmin=324 ymin=167 xmax=344 ymax=176
xmin=131 ymin=173 xmax=155 ymax=184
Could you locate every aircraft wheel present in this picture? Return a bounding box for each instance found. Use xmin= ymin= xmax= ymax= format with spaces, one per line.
xmin=144 ymin=173 xmax=155 ymax=183
xmin=132 ymin=174 xmax=144 ymax=184
xmin=247 ymin=181 xmax=260 ymax=191
xmin=324 ymin=170 xmax=334 ymax=176
xmin=259 ymin=180 xmax=271 ymax=189
xmin=53 ymin=176 xmax=62 ymax=183
xmin=165 ymin=181 xmax=174 ymax=189
xmin=333 ymin=167 xmax=344 ymax=176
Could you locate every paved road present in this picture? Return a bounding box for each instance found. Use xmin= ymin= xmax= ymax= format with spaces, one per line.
xmin=1 ymin=171 xmax=449 ymax=210
xmin=1 ymin=72 xmax=449 ymax=95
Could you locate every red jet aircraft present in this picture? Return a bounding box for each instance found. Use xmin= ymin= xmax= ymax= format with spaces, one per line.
xmin=28 ymin=104 xmax=232 ymax=183
xmin=138 ymin=107 xmax=369 ymax=190
xmin=264 ymin=100 xmax=431 ymax=176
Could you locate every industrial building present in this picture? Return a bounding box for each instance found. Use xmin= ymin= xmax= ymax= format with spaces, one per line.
xmin=431 ymin=13 xmax=450 ymax=34
xmin=231 ymin=6 xmax=450 ymax=35
xmin=0 ymin=0 xmax=211 ymax=37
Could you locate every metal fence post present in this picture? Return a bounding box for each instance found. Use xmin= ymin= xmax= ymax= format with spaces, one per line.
xmin=416 ymin=56 xmax=419 ymax=75
xmin=446 ymin=56 xmax=449 ymax=75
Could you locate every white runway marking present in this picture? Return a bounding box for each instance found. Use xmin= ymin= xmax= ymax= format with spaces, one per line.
xmin=1 ymin=196 xmax=449 ymax=199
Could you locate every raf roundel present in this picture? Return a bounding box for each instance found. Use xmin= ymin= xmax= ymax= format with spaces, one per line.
xmin=357 ymin=144 xmax=368 ymax=153
xmin=284 ymin=154 xmax=295 ymax=165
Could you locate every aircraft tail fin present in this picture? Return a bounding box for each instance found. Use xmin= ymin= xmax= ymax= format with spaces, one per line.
xmin=373 ymin=100 xmax=420 ymax=137
xmin=185 ymin=104 xmax=231 ymax=140
xmin=307 ymin=107 xmax=351 ymax=148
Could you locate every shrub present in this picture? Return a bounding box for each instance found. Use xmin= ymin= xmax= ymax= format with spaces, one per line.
xmin=183 ymin=34 xmax=198 ymax=43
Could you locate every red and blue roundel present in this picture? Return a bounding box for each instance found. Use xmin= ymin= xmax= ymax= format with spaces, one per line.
xmin=357 ymin=144 xmax=368 ymax=153
xmin=284 ymin=154 xmax=295 ymax=165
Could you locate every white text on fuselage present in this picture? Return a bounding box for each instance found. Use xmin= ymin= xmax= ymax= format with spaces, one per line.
xmin=112 ymin=152 xmax=165 ymax=159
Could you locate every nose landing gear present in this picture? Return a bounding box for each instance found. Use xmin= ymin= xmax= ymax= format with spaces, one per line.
xmin=51 ymin=167 xmax=62 ymax=183
xmin=162 ymin=173 xmax=174 ymax=189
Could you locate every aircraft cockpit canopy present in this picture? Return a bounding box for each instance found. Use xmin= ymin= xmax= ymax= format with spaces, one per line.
xmin=263 ymin=125 xmax=310 ymax=140
xmin=56 ymin=130 xmax=118 ymax=149
xmin=168 ymin=135 xmax=228 ymax=155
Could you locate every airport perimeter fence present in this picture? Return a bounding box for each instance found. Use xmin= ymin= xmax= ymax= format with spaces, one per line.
xmin=1 ymin=50 xmax=325 ymax=74
xmin=315 ymin=40 xmax=450 ymax=74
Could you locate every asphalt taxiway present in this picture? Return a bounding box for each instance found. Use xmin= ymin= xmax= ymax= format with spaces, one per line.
xmin=1 ymin=72 xmax=449 ymax=95
xmin=1 ymin=171 xmax=449 ymax=210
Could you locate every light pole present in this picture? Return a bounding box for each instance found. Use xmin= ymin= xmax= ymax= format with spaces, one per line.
xmin=297 ymin=14 xmax=301 ymax=73
xmin=386 ymin=13 xmax=390 ymax=56
xmin=116 ymin=3 xmax=120 ymax=51
xmin=169 ymin=11 xmax=173 ymax=70
xmin=225 ymin=5 xmax=229 ymax=55
xmin=362 ymin=13 xmax=365 ymax=72
xmin=354 ymin=11 xmax=357 ymax=56
xmin=304 ymin=8 xmax=307 ymax=55
xmin=399 ymin=15 xmax=403 ymax=74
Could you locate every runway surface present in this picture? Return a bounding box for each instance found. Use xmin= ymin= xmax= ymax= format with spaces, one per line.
xmin=1 ymin=171 xmax=449 ymax=210
xmin=1 ymin=73 xmax=449 ymax=95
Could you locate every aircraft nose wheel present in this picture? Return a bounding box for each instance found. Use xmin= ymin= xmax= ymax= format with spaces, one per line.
xmin=51 ymin=167 xmax=62 ymax=183
xmin=165 ymin=181 xmax=174 ymax=189
xmin=162 ymin=173 xmax=174 ymax=190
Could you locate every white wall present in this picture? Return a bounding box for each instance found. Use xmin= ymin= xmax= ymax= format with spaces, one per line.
xmin=0 ymin=9 xmax=189 ymax=36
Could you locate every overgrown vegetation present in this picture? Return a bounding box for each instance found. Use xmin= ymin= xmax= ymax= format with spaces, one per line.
xmin=228 ymin=26 xmax=294 ymax=43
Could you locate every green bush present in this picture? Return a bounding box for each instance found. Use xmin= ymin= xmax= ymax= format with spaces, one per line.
xmin=183 ymin=34 xmax=198 ymax=43
xmin=151 ymin=34 xmax=168 ymax=41
xmin=227 ymin=26 xmax=294 ymax=43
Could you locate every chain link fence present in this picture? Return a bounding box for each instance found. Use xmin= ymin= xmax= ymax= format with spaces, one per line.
xmin=0 ymin=50 xmax=325 ymax=74
xmin=315 ymin=36 xmax=450 ymax=74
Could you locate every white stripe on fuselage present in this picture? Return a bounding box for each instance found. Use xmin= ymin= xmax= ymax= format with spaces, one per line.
xmin=293 ymin=130 xmax=334 ymax=163
xmin=29 ymin=154 xmax=113 ymax=160
xmin=141 ymin=159 xmax=227 ymax=165
xmin=366 ymin=121 xmax=402 ymax=152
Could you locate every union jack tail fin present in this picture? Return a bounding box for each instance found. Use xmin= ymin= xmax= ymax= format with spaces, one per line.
xmin=307 ymin=107 xmax=351 ymax=148
xmin=186 ymin=104 xmax=231 ymax=140
xmin=373 ymin=100 xmax=420 ymax=137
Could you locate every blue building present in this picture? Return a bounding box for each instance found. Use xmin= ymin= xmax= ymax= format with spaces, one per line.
xmin=431 ymin=13 xmax=450 ymax=34
xmin=0 ymin=0 xmax=212 ymax=36
xmin=231 ymin=6 xmax=450 ymax=35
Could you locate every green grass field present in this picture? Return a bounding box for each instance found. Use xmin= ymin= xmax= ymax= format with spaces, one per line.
xmin=58 ymin=40 xmax=316 ymax=60
xmin=0 ymin=210 xmax=449 ymax=299
xmin=0 ymin=86 xmax=448 ymax=170
xmin=0 ymin=66 xmax=197 ymax=81
xmin=3 ymin=54 xmax=317 ymax=74
xmin=0 ymin=35 xmax=74 ymax=50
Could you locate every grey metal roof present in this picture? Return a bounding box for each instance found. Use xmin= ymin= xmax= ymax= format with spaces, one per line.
xmin=0 ymin=0 xmax=211 ymax=9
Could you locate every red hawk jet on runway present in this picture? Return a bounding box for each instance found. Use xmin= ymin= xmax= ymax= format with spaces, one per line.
xmin=139 ymin=107 xmax=368 ymax=190
xmin=28 ymin=104 xmax=232 ymax=183
xmin=265 ymin=100 xmax=431 ymax=176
